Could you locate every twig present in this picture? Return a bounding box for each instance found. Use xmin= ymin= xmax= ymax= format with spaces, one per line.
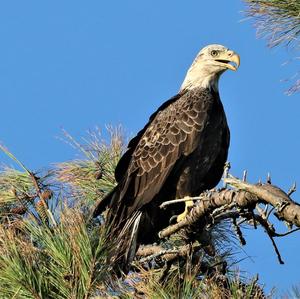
xmin=160 ymin=195 xmax=205 ymax=209
xmin=267 ymin=172 xmax=271 ymax=184
xmin=263 ymin=204 xmax=269 ymax=217
xmin=212 ymin=211 xmax=241 ymax=225
xmin=256 ymin=204 xmax=266 ymax=219
xmin=245 ymin=212 xmax=285 ymax=264
xmin=288 ymin=182 xmax=296 ymax=196
xmin=269 ymin=235 xmax=284 ymax=264
xmin=211 ymin=202 xmax=237 ymax=218
xmin=136 ymin=245 xmax=163 ymax=257
xmin=272 ymin=227 xmax=300 ymax=237
xmin=223 ymin=161 xmax=231 ymax=188
xmin=138 ymin=249 xmax=180 ymax=264
xmin=242 ymin=170 xmax=247 ymax=182
xmin=136 ymin=244 xmax=198 ymax=264
xmin=232 ymin=217 xmax=246 ymax=245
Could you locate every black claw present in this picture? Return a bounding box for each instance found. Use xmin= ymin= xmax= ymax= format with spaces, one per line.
xmin=169 ymin=215 xmax=178 ymax=224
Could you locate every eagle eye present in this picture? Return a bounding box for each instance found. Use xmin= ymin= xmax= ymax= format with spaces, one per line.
xmin=211 ymin=50 xmax=219 ymax=57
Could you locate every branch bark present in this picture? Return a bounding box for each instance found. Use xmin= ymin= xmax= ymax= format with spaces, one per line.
xmin=159 ymin=176 xmax=300 ymax=239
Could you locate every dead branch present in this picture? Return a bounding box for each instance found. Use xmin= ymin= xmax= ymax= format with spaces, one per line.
xmin=159 ymin=175 xmax=300 ymax=239
xmin=136 ymin=245 xmax=164 ymax=257
xmin=232 ymin=217 xmax=246 ymax=246
xmin=160 ymin=195 xmax=204 ymax=209
xmin=135 ymin=243 xmax=223 ymax=279
xmin=136 ymin=244 xmax=197 ymax=263
xmin=224 ymin=175 xmax=300 ymax=226
xmin=159 ymin=188 xmax=256 ymax=238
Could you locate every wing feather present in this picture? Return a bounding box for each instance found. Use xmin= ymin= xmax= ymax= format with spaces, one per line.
xmin=116 ymin=89 xmax=213 ymax=213
xmin=114 ymin=92 xmax=186 ymax=182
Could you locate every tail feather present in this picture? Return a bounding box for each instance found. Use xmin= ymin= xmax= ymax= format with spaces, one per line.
xmin=124 ymin=211 xmax=142 ymax=268
xmin=92 ymin=186 xmax=143 ymax=274
xmin=107 ymin=211 xmax=142 ymax=274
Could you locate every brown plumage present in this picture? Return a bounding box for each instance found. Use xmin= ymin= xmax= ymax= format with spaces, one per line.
xmin=92 ymin=44 xmax=240 ymax=273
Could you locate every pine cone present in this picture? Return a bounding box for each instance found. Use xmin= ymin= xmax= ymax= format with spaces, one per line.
xmin=41 ymin=189 xmax=53 ymax=201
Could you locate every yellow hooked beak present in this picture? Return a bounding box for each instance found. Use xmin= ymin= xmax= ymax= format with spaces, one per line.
xmin=215 ymin=50 xmax=240 ymax=71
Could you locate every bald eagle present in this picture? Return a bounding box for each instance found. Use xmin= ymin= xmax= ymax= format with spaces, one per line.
xmin=92 ymin=44 xmax=240 ymax=273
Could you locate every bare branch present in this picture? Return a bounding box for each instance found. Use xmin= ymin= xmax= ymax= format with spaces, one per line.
xmin=224 ymin=176 xmax=300 ymax=227
xmin=159 ymin=175 xmax=300 ymax=239
xmin=160 ymin=195 xmax=204 ymax=209
xmin=232 ymin=217 xmax=246 ymax=246
xmin=288 ymin=182 xmax=297 ymax=196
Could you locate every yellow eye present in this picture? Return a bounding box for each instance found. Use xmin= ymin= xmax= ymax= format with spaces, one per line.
xmin=211 ymin=50 xmax=219 ymax=57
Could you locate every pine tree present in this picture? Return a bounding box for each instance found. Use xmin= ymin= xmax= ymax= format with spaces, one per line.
xmin=244 ymin=0 xmax=300 ymax=94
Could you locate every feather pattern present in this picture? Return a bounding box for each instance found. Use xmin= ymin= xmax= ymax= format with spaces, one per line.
xmin=93 ymin=86 xmax=230 ymax=273
xmin=91 ymin=44 xmax=240 ymax=273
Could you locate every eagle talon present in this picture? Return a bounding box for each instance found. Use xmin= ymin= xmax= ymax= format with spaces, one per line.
xmin=176 ymin=197 xmax=194 ymax=222
xmin=169 ymin=215 xmax=178 ymax=224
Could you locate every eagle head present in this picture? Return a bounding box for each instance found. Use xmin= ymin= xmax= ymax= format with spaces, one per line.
xmin=181 ymin=44 xmax=240 ymax=92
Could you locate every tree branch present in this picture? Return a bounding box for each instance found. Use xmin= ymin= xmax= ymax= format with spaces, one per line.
xmin=159 ymin=175 xmax=300 ymax=239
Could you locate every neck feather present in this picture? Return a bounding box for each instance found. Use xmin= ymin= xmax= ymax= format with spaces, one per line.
xmin=180 ymin=64 xmax=222 ymax=92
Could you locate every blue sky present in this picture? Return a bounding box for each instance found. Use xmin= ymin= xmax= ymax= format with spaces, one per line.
xmin=0 ymin=0 xmax=299 ymax=293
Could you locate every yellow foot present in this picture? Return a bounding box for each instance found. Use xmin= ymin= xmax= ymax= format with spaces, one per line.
xmin=176 ymin=196 xmax=194 ymax=222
